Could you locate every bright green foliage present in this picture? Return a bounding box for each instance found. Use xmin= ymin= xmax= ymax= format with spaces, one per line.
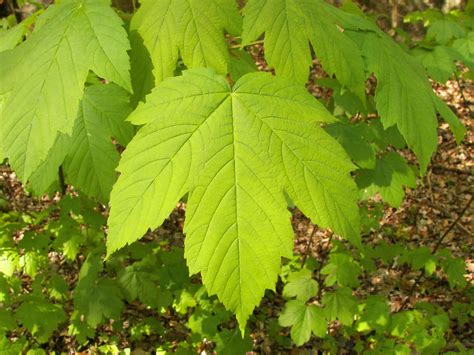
xmin=362 ymin=34 xmax=438 ymax=173
xmin=73 ymin=249 xmax=124 ymax=327
xmin=242 ymin=0 xmax=366 ymax=99
xmin=355 ymin=296 xmax=390 ymax=332
xmin=0 ymin=0 xmax=131 ymax=180
xmin=453 ymin=32 xmax=474 ymax=70
xmin=63 ymin=84 xmax=132 ymax=201
xmin=214 ymin=329 xmax=253 ymax=355
xmin=322 ymin=287 xmax=357 ymax=326
xmin=283 ymin=269 xmax=318 ymax=301
xmin=400 ymin=246 xmax=438 ymax=275
xmin=118 ymin=264 xmax=160 ymax=307
xmin=107 ymin=68 xmax=359 ymax=329
xmin=427 ymin=20 xmax=466 ymax=45
xmin=356 ymin=152 xmax=417 ymax=208
xmin=130 ymin=0 xmax=240 ymax=85
xmin=321 ymin=252 xmax=361 ymax=288
xmin=279 ymin=300 xmax=326 ymax=346
xmin=15 ymin=296 xmax=66 ymax=343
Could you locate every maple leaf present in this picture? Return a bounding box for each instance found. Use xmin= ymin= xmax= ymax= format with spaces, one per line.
xmin=242 ymin=0 xmax=366 ymax=99
xmin=15 ymin=296 xmax=66 ymax=343
xmin=321 ymin=253 xmax=361 ymax=288
xmin=279 ymin=300 xmax=326 ymax=346
xmin=107 ymin=68 xmax=359 ymax=330
xmin=0 ymin=0 xmax=131 ymax=180
xmin=129 ymin=0 xmax=240 ymax=95
xmin=27 ymin=84 xmax=133 ymax=199
xmin=64 ymin=84 xmax=133 ymax=201
xmin=283 ymin=269 xmax=318 ymax=301
xmin=356 ymin=152 xmax=417 ymax=208
xmin=322 ymin=287 xmax=357 ymax=326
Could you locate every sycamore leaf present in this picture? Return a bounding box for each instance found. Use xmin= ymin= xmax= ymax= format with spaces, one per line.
xmin=0 ymin=23 xmax=26 ymax=52
xmin=356 ymin=152 xmax=417 ymax=208
xmin=453 ymin=32 xmax=474 ymax=70
xmin=73 ymin=249 xmax=124 ymax=327
xmin=356 ymin=295 xmax=390 ymax=332
xmin=214 ymin=329 xmax=253 ymax=355
xmin=433 ymin=94 xmax=467 ymax=145
xmin=15 ymin=296 xmax=66 ymax=343
xmin=118 ymin=265 xmax=160 ymax=307
xmin=107 ymin=69 xmax=359 ymax=330
xmin=283 ymin=269 xmax=318 ymax=302
xmin=427 ymin=20 xmax=466 ymax=45
xmin=242 ymin=0 xmax=366 ymax=98
xmin=322 ymin=287 xmax=357 ymax=326
xmin=0 ymin=0 xmax=131 ymax=180
xmin=64 ymin=84 xmax=132 ymax=202
xmin=279 ymin=300 xmax=326 ymax=346
xmin=321 ymin=253 xmax=361 ymax=288
xmin=130 ymin=0 xmax=240 ymax=85
xmin=362 ymin=34 xmax=438 ymax=173
xmin=413 ymin=46 xmax=458 ymax=83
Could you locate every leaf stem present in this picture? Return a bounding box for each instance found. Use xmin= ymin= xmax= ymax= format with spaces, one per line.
xmin=229 ymin=40 xmax=264 ymax=50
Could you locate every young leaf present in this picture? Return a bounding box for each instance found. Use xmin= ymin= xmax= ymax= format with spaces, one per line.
xmin=283 ymin=269 xmax=318 ymax=301
xmin=107 ymin=69 xmax=360 ymax=330
xmin=279 ymin=300 xmax=326 ymax=346
xmin=64 ymin=84 xmax=132 ymax=202
xmin=15 ymin=296 xmax=66 ymax=343
xmin=322 ymin=287 xmax=357 ymax=326
xmin=242 ymin=0 xmax=366 ymax=99
xmin=0 ymin=0 xmax=131 ymax=180
xmin=356 ymin=152 xmax=417 ymax=208
xmin=321 ymin=253 xmax=361 ymax=288
xmin=130 ymin=0 xmax=240 ymax=85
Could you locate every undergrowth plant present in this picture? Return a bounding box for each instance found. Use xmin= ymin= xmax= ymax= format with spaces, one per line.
xmin=0 ymin=0 xmax=471 ymax=353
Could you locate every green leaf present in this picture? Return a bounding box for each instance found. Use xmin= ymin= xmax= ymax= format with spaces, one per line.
xmin=242 ymin=0 xmax=366 ymax=98
xmin=64 ymin=84 xmax=132 ymax=201
xmin=0 ymin=0 xmax=131 ymax=180
xmin=325 ymin=121 xmax=376 ymax=169
xmin=355 ymin=295 xmax=390 ymax=332
xmin=73 ymin=249 xmax=124 ymax=327
xmin=427 ymin=20 xmax=466 ymax=45
xmin=107 ymin=69 xmax=359 ymax=330
xmin=279 ymin=299 xmax=326 ymax=346
xmin=283 ymin=269 xmax=318 ymax=301
xmin=433 ymin=95 xmax=466 ymax=144
xmin=118 ymin=265 xmax=160 ymax=307
xmin=453 ymin=32 xmax=474 ymax=70
xmin=356 ymin=152 xmax=417 ymax=208
xmin=362 ymin=33 xmax=438 ymax=173
xmin=413 ymin=46 xmax=458 ymax=83
xmin=130 ymin=0 xmax=240 ymax=84
xmin=321 ymin=253 xmax=361 ymax=288
xmin=15 ymin=296 xmax=66 ymax=343
xmin=322 ymin=287 xmax=357 ymax=326
xmin=0 ymin=23 xmax=25 ymax=52
xmin=214 ymin=329 xmax=253 ymax=355
xmin=400 ymin=247 xmax=437 ymax=275
xmin=442 ymin=256 xmax=467 ymax=289
xmin=228 ymin=50 xmax=258 ymax=82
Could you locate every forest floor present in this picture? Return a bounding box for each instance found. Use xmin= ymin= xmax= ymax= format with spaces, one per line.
xmin=1 ymin=72 xmax=472 ymax=353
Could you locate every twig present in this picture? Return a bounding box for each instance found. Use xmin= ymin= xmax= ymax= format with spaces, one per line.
xmin=400 ymin=195 xmax=473 ymax=310
xmin=58 ymin=166 xmax=66 ymax=195
xmin=454 ymin=72 xmax=470 ymax=110
xmin=316 ymin=232 xmax=334 ymax=299
xmin=432 ymin=195 xmax=472 ymax=254
xmin=301 ymin=225 xmax=318 ymax=268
